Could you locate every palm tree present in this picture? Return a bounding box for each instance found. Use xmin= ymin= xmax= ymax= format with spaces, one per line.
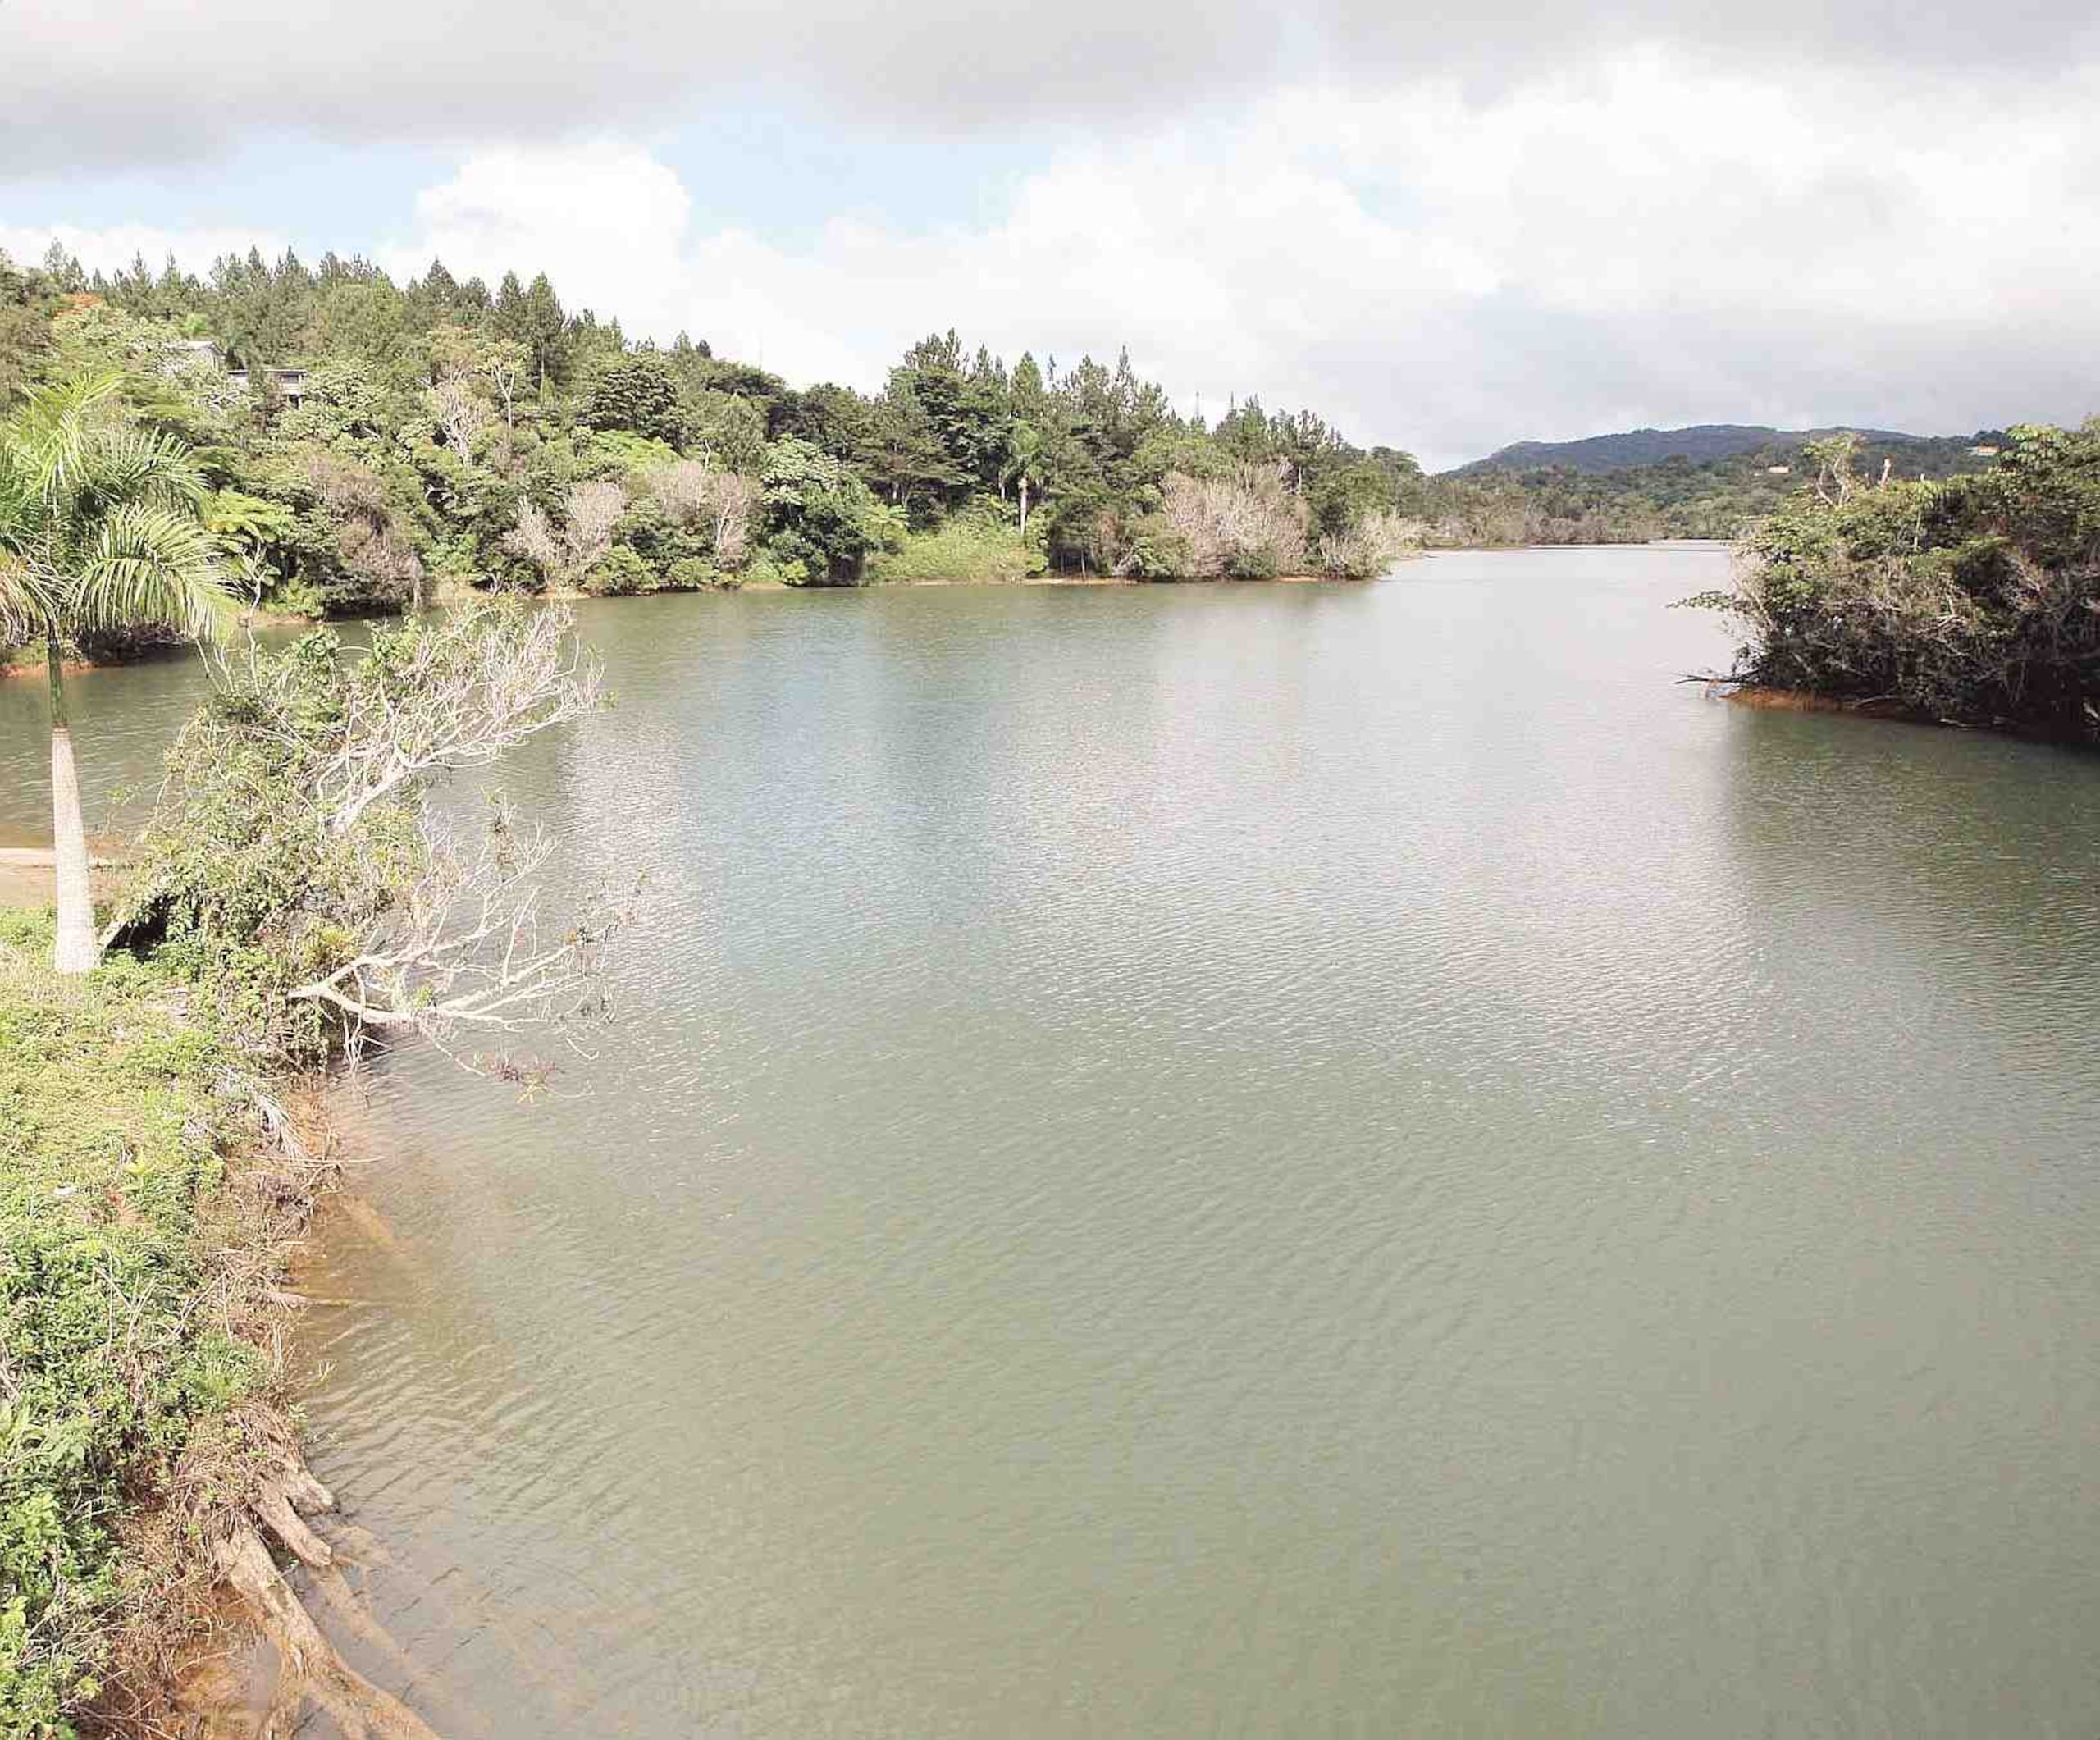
xmin=0 ymin=372 xmax=235 ymax=973
xmin=1002 ymin=420 xmax=1044 ymax=538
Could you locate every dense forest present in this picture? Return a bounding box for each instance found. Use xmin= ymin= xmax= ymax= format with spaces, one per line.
xmin=1460 ymin=422 xmax=2001 ymax=476
xmin=1 ymin=242 xmax=1438 ymax=620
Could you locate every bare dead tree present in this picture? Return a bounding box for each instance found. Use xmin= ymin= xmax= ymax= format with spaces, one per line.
xmin=644 ymin=459 xmax=756 ymax=569
xmin=644 ymin=458 xmax=714 ymax=524
xmin=1162 ymin=462 xmax=1308 ymax=576
xmin=708 ymin=473 xmax=755 ymax=569
xmin=486 ymin=338 xmax=526 ymax=428
xmin=504 ymin=481 xmax=628 ymax=590
xmin=567 ymin=480 xmax=625 ymax=573
xmin=301 ymin=598 xmax=601 ymax=838
xmin=506 ymin=498 xmax=563 ymax=574
xmin=283 ymin=799 xmax=631 ymax=1072
xmin=427 ymin=376 xmax=489 ymax=457
xmin=1315 ymin=509 xmax=1425 ymax=580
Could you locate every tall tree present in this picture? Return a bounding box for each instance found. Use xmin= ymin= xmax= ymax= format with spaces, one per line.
xmin=0 ymin=373 xmax=235 ymax=972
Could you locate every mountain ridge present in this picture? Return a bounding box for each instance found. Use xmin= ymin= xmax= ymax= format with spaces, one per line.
xmin=1447 ymin=422 xmax=1976 ymax=477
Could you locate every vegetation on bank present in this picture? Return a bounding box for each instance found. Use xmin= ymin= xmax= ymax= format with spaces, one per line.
xmin=0 ymin=244 xmax=1428 ymax=620
xmin=1693 ymin=424 xmax=2100 ymax=742
xmin=0 ymin=910 xmax=317 ymax=1736
xmin=0 ymin=597 xmax=609 ymax=1735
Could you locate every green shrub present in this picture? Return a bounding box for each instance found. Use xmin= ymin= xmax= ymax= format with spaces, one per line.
xmin=1706 ymin=422 xmax=2100 ymax=738
xmin=583 ymin=543 xmax=655 ymax=596
xmin=742 ymin=555 xmax=810 ymax=588
xmin=664 ymin=556 xmax=724 ymax=591
xmin=868 ymin=507 xmax=1046 ymax=582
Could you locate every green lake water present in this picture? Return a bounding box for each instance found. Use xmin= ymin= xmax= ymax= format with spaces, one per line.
xmin=6 ymin=547 xmax=2098 ymax=1736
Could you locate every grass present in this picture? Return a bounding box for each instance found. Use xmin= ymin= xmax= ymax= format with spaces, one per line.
xmin=868 ymin=512 xmax=1045 ymax=584
xmin=0 ymin=909 xmax=313 ymax=1738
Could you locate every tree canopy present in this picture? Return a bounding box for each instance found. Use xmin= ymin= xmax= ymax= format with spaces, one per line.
xmin=0 ymin=244 xmax=1438 ymax=604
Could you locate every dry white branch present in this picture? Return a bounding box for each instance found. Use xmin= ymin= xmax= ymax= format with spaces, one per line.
xmin=302 ymin=602 xmax=600 ymax=838
xmin=644 ymin=459 xmax=756 ymax=569
xmin=427 ymin=376 xmax=489 ymax=457
xmin=1162 ymin=462 xmax=1308 ymax=577
xmin=504 ymin=480 xmax=628 ymax=588
xmin=1317 ymin=509 xmax=1424 ymax=579
xmin=285 ymin=799 xmax=630 ymax=1067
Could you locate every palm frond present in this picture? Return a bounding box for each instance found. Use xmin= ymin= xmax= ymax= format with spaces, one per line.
xmin=0 ymin=438 xmax=41 ymax=550
xmin=0 ymin=552 xmax=60 ymax=643
xmin=74 ymin=503 xmax=240 ymax=643
xmin=71 ymin=427 xmax=208 ymax=516
xmin=10 ymin=372 xmax=126 ymax=498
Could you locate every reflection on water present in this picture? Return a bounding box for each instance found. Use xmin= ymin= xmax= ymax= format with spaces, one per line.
xmin=12 ymin=554 xmax=2100 ymax=1737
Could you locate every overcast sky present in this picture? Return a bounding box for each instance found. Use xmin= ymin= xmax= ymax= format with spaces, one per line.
xmin=5 ymin=0 xmax=2098 ymax=466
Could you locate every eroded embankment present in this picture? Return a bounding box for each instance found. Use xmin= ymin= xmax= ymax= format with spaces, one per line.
xmin=1721 ymin=684 xmax=1929 ymax=721
xmin=1719 ymin=682 xmax=2098 ymax=746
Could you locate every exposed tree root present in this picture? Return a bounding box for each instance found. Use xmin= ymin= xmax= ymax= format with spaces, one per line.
xmin=253 ymin=1484 xmax=333 ymax=1570
xmin=211 ymin=1520 xmax=442 ymax=1740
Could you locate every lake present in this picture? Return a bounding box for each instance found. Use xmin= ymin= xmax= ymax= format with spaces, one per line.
xmin=7 ymin=548 xmax=2100 ymax=1736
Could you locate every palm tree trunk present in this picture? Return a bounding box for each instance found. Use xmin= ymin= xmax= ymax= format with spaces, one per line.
xmin=46 ymin=636 xmax=98 ymax=975
xmin=1019 ymin=478 xmax=1029 ymax=538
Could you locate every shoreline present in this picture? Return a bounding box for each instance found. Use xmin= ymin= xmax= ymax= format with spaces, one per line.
xmin=0 ymin=909 xmax=434 ymax=1738
xmin=548 ymin=564 xmax=1400 ymax=599
xmin=1718 ymin=683 xmax=2096 ymax=748
xmin=2 ymin=611 xmax=320 ymax=682
xmin=4 ymin=567 xmax=1406 ymax=678
xmin=1722 ymin=683 xmax=1932 ymax=722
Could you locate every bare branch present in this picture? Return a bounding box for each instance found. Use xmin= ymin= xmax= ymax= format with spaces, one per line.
xmin=285 ymin=800 xmax=635 ymax=1067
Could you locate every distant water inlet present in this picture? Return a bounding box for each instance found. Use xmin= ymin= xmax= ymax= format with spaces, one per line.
xmin=8 ymin=549 xmax=2099 ymax=1737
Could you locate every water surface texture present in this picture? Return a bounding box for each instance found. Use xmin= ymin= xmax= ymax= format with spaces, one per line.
xmin=15 ymin=550 xmax=2100 ymax=1736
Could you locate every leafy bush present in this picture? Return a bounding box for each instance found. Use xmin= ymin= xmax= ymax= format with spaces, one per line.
xmin=868 ymin=505 xmax=1045 ymax=582
xmin=583 ymin=543 xmax=655 ymax=596
xmin=741 ymin=554 xmax=810 ymax=588
xmin=665 ymin=555 xmax=726 ymax=591
xmin=760 ymin=436 xmax=886 ymax=583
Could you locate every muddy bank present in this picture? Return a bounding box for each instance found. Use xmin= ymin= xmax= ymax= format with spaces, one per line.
xmin=151 ymin=1085 xmax=442 ymax=1737
xmin=1721 ymin=683 xmax=2096 ymax=747
xmin=1723 ymin=684 xmax=1931 ymax=721
xmin=0 ymin=911 xmax=438 ymax=1738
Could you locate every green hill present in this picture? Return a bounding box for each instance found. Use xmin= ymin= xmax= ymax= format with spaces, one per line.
xmin=1410 ymin=425 xmax=2013 ymax=545
xmin=1451 ymin=422 xmax=1987 ymax=476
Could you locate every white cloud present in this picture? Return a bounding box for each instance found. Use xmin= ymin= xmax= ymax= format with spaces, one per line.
xmin=13 ymin=53 xmax=2100 ymax=465
xmin=8 ymin=0 xmax=2096 ymax=172
xmin=375 ymin=142 xmax=694 ymax=336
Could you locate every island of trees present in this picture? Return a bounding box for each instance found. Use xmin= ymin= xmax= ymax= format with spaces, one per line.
xmin=1699 ymin=425 xmax=2100 ymax=742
